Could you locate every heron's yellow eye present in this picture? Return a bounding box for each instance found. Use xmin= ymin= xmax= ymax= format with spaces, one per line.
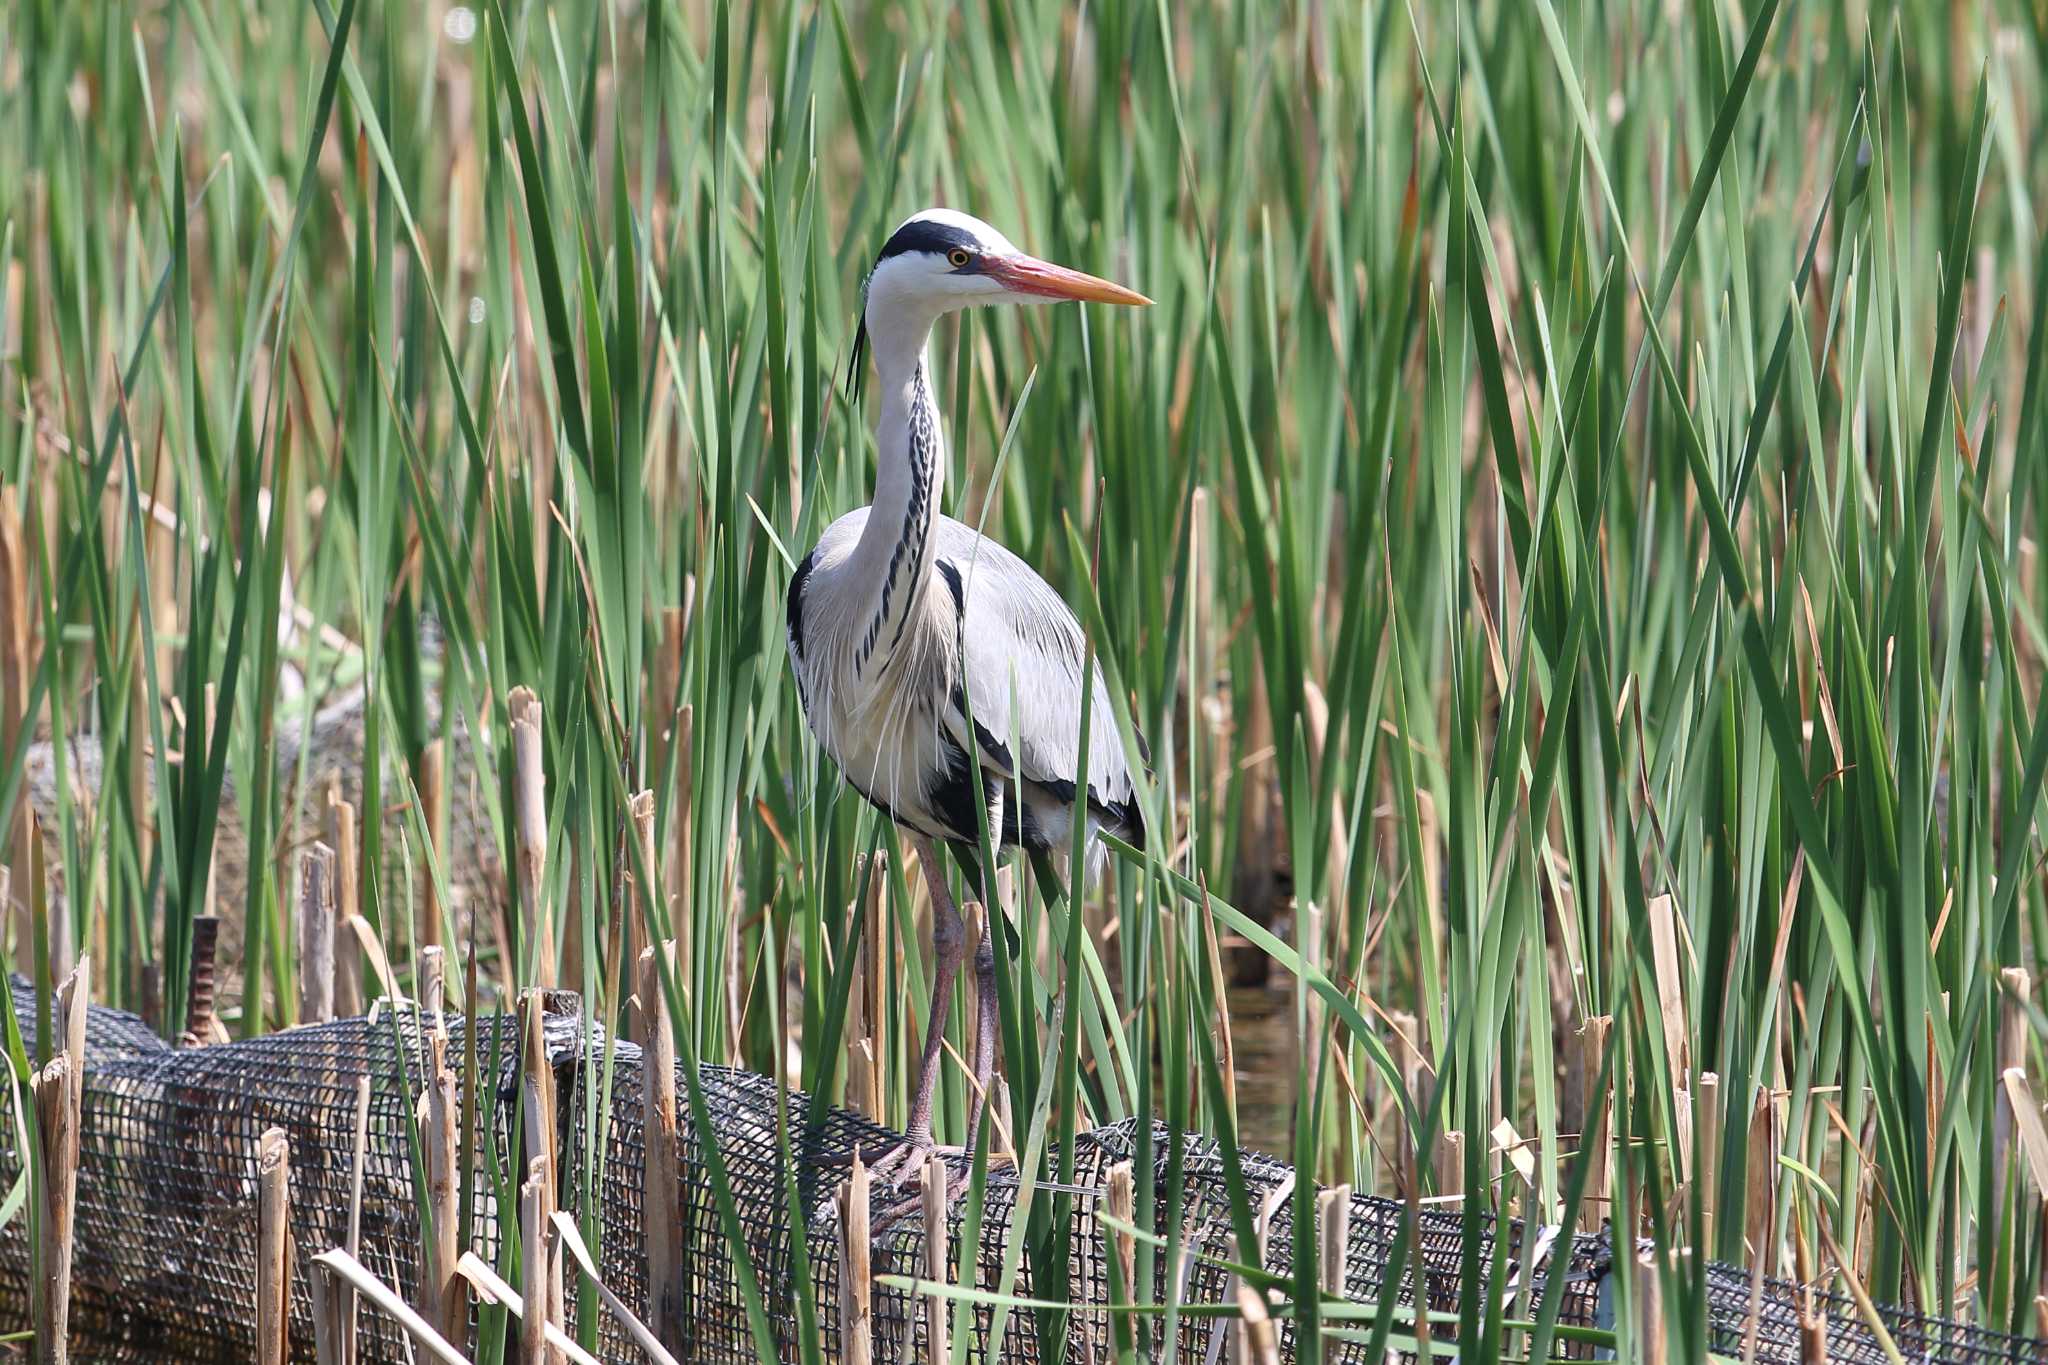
xmin=947 ymin=248 xmax=971 ymax=268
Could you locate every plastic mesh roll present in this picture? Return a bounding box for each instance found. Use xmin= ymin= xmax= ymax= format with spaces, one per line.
xmin=0 ymin=988 xmax=2040 ymax=1363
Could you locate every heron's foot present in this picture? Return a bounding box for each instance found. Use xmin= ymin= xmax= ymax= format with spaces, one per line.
xmin=871 ymin=1152 xmax=981 ymax=1234
xmin=861 ymin=1134 xmax=965 ymax=1191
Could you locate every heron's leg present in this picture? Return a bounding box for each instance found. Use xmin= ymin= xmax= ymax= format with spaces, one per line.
xmin=903 ymin=832 xmax=967 ymax=1149
xmin=966 ymin=919 xmax=998 ymax=1145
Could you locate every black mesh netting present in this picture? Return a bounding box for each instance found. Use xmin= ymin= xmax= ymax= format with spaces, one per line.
xmin=0 ymin=988 xmax=2041 ymax=1362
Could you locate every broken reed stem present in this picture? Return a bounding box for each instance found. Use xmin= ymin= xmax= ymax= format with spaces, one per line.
xmin=1317 ymin=1184 xmax=1351 ymax=1363
xmin=1634 ymin=1249 xmax=1669 ymax=1365
xmin=183 ymin=914 xmax=222 ymax=1045
xmin=638 ymin=943 xmax=682 ymax=1351
xmin=325 ymin=776 xmax=363 ymax=1017
xmin=521 ymin=1159 xmax=554 ymax=1365
xmin=838 ymin=1152 xmax=873 ymax=1365
xmin=256 ymin=1128 xmax=292 ymax=1365
xmin=299 ymin=842 xmax=338 ymax=1026
xmin=844 ymin=852 xmax=881 ymax=1119
xmin=1435 ymin=1130 xmax=1465 ymax=1199
xmin=418 ymin=737 xmax=446 ymax=950
xmin=36 ymin=955 xmax=90 ymax=1362
xmin=923 ymin=1155 xmax=953 ymax=1365
xmin=508 ymin=688 xmax=552 ymax=989
xmin=1105 ymin=1159 xmax=1136 ymax=1305
xmin=1572 ymin=1014 xmax=1614 ymax=1226
xmin=520 ymin=993 xmax=565 ymax=1353
xmin=420 ymin=945 xmax=447 ymax=1020
xmin=424 ymin=1029 xmax=464 ymax=1354
xmin=32 ymin=1054 xmax=77 ymax=1365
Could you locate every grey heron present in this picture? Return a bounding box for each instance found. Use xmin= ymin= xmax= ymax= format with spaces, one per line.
xmin=786 ymin=208 xmax=1150 ymax=1182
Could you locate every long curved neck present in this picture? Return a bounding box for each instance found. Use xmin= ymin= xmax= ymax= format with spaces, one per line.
xmin=848 ymin=305 xmax=946 ymax=675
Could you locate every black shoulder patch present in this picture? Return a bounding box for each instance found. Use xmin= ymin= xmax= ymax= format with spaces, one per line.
xmin=877 ymin=216 xmax=980 ymax=263
xmin=786 ymin=549 xmax=818 ymax=661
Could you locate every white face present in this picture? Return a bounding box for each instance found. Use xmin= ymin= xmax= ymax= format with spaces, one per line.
xmin=862 ymin=208 xmax=1151 ymax=323
xmin=865 ymin=209 xmax=1026 ymax=317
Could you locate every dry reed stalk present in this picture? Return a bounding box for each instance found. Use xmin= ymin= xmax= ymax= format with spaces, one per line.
xmin=453 ymin=1253 xmax=599 ymax=1365
xmin=2002 ymin=1069 xmax=2048 ymax=1201
xmin=509 ymin=688 xmax=552 ymax=987
xmin=425 ymin=1029 xmax=464 ymax=1352
xmin=1646 ymin=894 xmax=1688 ymax=1077
xmin=1198 ymin=888 xmax=1239 ymax=1122
xmin=549 ymin=1212 xmax=681 ymax=1365
xmin=1299 ymin=678 xmax=1350 ymax=897
xmin=522 ymin=991 xmax=558 ymax=1183
xmin=1672 ymin=1084 xmax=1694 ymax=1193
xmin=421 ymin=945 xmax=447 ymax=1019
xmin=1634 ymin=1249 xmax=1669 ymax=1365
xmin=524 ymin=995 xmax=566 ymax=1346
xmin=183 ymin=914 xmax=222 ymax=1045
xmin=923 ymin=1156 xmax=954 ymax=1364
xmin=1995 ymin=971 xmax=2034 ymax=1217
xmin=1317 ymin=1182 xmax=1351 ymax=1361
xmin=1794 ymin=1204 xmax=1827 ymax=1363
xmin=325 ymin=776 xmax=363 ymax=1017
xmin=1744 ymin=1087 xmax=1779 ymax=1273
xmin=256 ymin=1128 xmax=293 ymax=1365
xmin=838 ymin=1152 xmax=873 ymax=1365
xmin=1739 ymin=1086 xmax=1778 ymax=1363
xmin=1571 ymin=1014 xmax=1614 ymax=1223
xmin=638 ymin=943 xmax=683 ymax=1350
xmin=418 ymin=737 xmax=446 ymax=949
xmin=32 ymin=1054 xmax=77 ymax=1364
xmin=844 ymin=851 xmax=883 ymax=1119
xmin=299 ymin=842 xmax=338 ymax=1025
xmin=317 ymin=1249 xmax=475 ymax=1365
xmin=1435 ymin=1130 xmax=1465 ymax=1198
xmin=1104 ymin=1159 xmax=1136 ymax=1302
xmin=521 ymin=1159 xmax=554 ymax=1365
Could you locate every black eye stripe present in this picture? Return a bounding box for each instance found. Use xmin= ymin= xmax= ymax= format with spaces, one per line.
xmin=876 ymin=217 xmax=980 ymax=262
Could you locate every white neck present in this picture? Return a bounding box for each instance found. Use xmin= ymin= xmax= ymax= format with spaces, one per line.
xmin=847 ymin=300 xmax=947 ymax=675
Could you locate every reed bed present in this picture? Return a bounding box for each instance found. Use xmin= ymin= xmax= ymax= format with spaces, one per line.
xmin=2 ymin=0 xmax=2046 ymax=1358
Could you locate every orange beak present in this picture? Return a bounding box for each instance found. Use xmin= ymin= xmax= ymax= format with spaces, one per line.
xmin=984 ymin=253 xmax=1152 ymax=306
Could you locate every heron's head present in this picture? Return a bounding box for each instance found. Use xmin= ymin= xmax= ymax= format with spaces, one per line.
xmin=863 ymin=209 xmax=1150 ymax=329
